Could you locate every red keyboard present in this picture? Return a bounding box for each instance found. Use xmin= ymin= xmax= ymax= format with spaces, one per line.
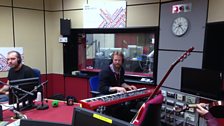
xmin=79 ymin=88 xmax=154 ymax=110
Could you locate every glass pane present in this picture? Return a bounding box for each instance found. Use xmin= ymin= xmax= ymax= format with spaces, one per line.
xmin=80 ymin=32 xmax=155 ymax=77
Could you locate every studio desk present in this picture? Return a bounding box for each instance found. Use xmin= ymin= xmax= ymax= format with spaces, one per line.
xmin=79 ymin=88 xmax=156 ymax=110
xmin=3 ymin=99 xmax=81 ymax=125
xmin=2 ymin=88 xmax=156 ymax=125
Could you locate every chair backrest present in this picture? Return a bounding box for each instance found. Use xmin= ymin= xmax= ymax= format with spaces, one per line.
xmin=33 ymin=68 xmax=41 ymax=83
xmin=33 ymin=68 xmax=41 ymax=78
xmin=89 ymin=76 xmax=99 ymax=92
xmin=132 ymin=93 xmax=164 ymax=126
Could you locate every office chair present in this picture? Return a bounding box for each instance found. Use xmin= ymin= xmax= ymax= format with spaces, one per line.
xmin=89 ymin=76 xmax=100 ymax=97
xmin=131 ymin=93 xmax=164 ymax=126
xmin=0 ymin=94 xmax=9 ymax=102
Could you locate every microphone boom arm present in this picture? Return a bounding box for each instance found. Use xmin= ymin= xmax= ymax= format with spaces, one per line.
xmin=0 ymin=80 xmax=34 ymax=96
xmin=10 ymin=86 xmax=34 ymax=96
xmin=18 ymin=80 xmax=48 ymax=102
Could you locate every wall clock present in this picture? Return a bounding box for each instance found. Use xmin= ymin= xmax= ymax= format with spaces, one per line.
xmin=172 ymin=17 xmax=189 ymax=36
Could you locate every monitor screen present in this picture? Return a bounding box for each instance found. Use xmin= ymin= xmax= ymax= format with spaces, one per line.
xmin=181 ymin=67 xmax=223 ymax=100
xmin=20 ymin=119 xmax=70 ymax=126
xmin=9 ymin=77 xmax=40 ymax=109
xmin=72 ymin=107 xmax=133 ymax=126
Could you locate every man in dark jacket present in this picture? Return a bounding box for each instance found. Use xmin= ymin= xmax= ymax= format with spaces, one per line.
xmin=99 ymin=51 xmax=136 ymax=94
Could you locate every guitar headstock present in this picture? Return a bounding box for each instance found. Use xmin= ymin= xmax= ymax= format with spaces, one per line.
xmin=178 ymin=47 xmax=194 ymax=63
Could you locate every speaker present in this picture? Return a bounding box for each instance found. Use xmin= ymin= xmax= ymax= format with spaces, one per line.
xmin=203 ymin=22 xmax=224 ymax=71
xmin=60 ymin=19 xmax=71 ymax=36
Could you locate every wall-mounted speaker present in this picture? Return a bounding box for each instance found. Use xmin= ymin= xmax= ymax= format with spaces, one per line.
xmin=60 ymin=18 xmax=71 ymax=36
xmin=203 ymin=22 xmax=224 ymax=72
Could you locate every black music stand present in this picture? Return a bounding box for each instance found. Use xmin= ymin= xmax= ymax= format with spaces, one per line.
xmin=16 ymin=80 xmax=49 ymax=110
xmin=10 ymin=86 xmax=34 ymax=119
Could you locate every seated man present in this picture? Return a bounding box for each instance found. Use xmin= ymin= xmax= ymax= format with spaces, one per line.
xmin=99 ymin=51 xmax=137 ymax=121
xmin=99 ymin=51 xmax=136 ymax=94
xmin=0 ymin=51 xmax=34 ymax=102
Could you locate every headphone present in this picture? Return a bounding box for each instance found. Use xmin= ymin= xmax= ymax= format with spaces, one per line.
xmin=65 ymin=96 xmax=76 ymax=106
xmin=8 ymin=51 xmax=22 ymax=64
xmin=111 ymin=51 xmax=125 ymax=64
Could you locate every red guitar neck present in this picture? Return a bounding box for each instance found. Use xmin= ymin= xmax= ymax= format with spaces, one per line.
xmin=148 ymin=47 xmax=194 ymax=100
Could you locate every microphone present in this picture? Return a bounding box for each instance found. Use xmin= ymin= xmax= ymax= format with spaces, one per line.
xmin=34 ymin=80 xmax=48 ymax=92
xmin=36 ymin=80 xmax=49 ymax=110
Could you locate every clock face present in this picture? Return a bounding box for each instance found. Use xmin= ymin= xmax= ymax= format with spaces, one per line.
xmin=172 ymin=17 xmax=189 ymax=36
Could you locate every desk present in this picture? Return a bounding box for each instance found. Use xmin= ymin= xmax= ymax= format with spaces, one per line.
xmin=3 ymin=100 xmax=80 ymax=124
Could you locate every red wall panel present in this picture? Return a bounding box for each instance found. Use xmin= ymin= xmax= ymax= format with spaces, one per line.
xmin=45 ymin=74 xmax=65 ymax=98
xmin=65 ymin=77 xmax=90 ymax=101
xmin=0 ymin=77 xmax=8 ymax=88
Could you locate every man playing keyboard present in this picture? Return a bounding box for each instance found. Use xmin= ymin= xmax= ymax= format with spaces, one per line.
xmin=99 ymin=51 xmax=137 ymax=122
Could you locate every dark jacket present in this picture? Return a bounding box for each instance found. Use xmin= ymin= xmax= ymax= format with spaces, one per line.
xmin=99 ymin=65 xmax=125 ymax=94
